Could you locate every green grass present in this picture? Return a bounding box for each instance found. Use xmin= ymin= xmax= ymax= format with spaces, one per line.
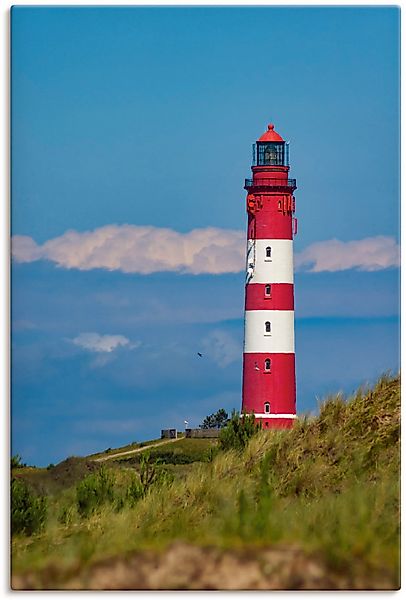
xmin=87 ymin=437 xmax=165 ymax=460
xmin=115 ymin=437 xmax=217 ymax=465
xmin=11 ymin=373 xmax=400 ymax=587
xmin=13 ymin=436 xmax=209 ymax=495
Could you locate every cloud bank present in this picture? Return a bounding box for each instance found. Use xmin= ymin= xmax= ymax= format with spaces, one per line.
xmin=12 ymin=225 xmax=246 ymax=275
xmin=12 ymin=226 xmax=399 ymax=275
xmin=71 ymin=332 xmax=136 ymax=353
xmin=295 ymin=236 xmax=400 ymax=273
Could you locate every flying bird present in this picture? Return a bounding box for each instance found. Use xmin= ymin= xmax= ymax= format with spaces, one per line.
xmin=197 ymin=352 xmax=203 ymax=357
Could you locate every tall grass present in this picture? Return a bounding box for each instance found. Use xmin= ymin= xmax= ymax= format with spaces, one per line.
xmin=11 ymin=374 xmax=400 ymax=586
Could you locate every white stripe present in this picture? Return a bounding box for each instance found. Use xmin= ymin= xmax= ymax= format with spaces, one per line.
xmin=244 ymin=310 xmax=295 ymax=353
xmin=241 ymin=413 xmax=297 ymax=419
xmin=246 ymin=239 xmax=293 ymax=284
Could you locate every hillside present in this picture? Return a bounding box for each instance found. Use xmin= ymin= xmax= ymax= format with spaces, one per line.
xmin=11 ymin=373 xmax=400 ymax=590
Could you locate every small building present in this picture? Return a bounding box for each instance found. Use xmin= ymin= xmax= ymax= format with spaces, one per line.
xmin=161 ymin=428 xmax=177 ymax=439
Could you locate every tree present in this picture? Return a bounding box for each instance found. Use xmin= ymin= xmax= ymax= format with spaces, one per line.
xmin=219 ymin=410 xmax=261 ymax=451
xmin=200 ymin=408 xmax=229 ymax=429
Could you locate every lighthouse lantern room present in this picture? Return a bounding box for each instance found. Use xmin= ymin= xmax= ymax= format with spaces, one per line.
xmin=242 ymin=124 xmax=297 ymax=429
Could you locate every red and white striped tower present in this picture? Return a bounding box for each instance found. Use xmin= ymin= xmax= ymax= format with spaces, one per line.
xmin=242 ymin=123 xmax=297 ymax=429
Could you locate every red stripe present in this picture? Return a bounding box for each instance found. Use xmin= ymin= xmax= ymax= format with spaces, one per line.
xmin=252 ymin=165 xmax=290 ymax=178
xmin=245 ymin=283 xmax=294 ymax=311
xmin=242 ymin=353 xmax=296 ymax=416
xmin=247 ymin=196 xmax=293 ymax=240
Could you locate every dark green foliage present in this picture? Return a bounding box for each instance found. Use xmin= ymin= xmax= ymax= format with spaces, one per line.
xmin=46 ymin=464 xmax=55 ymax=471
xmin=114 ymin=496 xmax=126 ymax=513
xmin=150 ymin=439 xmax=216 ymax=464
xmin=18 ymin=457 xmax=100 ymax=496
xmin=76 ymin=466 xmax=115 ymax=517
xmin=200 ymin=408 xmax=229 ymax=429
xmin=139 ymin=451 xmax=159 ymax=494
xmin=126 ymin=453 xmax=174 ymax=504
xmin=11 ymin=478 xmax=47 ymax=536
xmin=11 ymin=454 xmax=26 ymax=469
xmin=145 ymin=452 xmax=196 ymax=465
xmin=219 ymin=410 xmax=261 ymax=451
xmin=205 ymin=445 xmax=220 ymax=463
xmin=233 ymin=453 xmax=279 ymax=542
xmin=57 ymin=504 xmax=75 ymax=526
xmin=126 ymin=474 xmax=144 ymax=507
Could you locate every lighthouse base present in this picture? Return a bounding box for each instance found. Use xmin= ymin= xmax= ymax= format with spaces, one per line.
xmin=252 ymin=415 xmax=296 ymax=430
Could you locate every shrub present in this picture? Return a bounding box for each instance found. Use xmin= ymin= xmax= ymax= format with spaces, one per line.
xmin=155 ymin=468 xmax=175 ymax=488
xmin=58 ymin=504 xmax=75 ymax=526
xmin=205 ymin=445 xmax=220 ymax=463
xmin=147 ymin=452 xmax=196 ymax=465
xmin=219 ymin=410 xmax=261 ymax=451
xmin=11 ymin=478 xmax=47 ymax=536
xmin=139 ymin=451 xmax=162 ymax=495
xmin=11 ymin=454 xmax=26 ymax=469
xmin=126 ymin=474 xmax=144 ymax=507
xmin=76 ymin=466 xmax=116 ymax=517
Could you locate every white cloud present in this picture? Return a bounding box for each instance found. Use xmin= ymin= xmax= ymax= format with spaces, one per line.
xmin=11 ymin=235 xmax=43 ymax=263
xmin=71 ymin=332 xmax=139 ymax=353
xmin=295 ymin=236 xmax=400 ymax=273
xmin=11 ymin=225 xmax=246 ymax=275
xmin=12 ymin=227 xmax=399 ymax=275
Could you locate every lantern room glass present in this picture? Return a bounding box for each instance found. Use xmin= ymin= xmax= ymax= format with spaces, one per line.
xmin=255 ymin=142 xmax=288 ymax=166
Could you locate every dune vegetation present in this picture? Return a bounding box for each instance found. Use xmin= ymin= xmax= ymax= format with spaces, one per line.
xmin=11 ymin=373 xmax=400 ymax=590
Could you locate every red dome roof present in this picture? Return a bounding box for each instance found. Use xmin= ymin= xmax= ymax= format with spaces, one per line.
xmin=257 ymin=123 xmax=284 ymax=142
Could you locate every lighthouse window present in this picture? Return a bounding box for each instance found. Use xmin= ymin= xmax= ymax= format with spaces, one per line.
xmin=264 ymin=402 xmax=271 ymax=414
xmin=265 ymin=321 xmax=271 ymax=334
xmin=265 ymin=284 xmax=271 ymax=297
xmin=265 ymin=246 xmax=272 ymax=259
xmin=257 ymin=142 xmax=285 ymax=166
xmin=264 ymin=358 xmax=272 ymax=371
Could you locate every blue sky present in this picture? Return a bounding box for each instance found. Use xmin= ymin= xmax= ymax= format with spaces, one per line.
xmin=11 ymin=6 xmax=400 ymax=465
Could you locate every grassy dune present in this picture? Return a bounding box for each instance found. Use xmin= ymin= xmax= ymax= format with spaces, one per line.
xmin=11 ymin=373 xmax=400 ymax=589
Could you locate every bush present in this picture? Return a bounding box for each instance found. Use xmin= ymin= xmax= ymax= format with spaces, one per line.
xmin=147 ymin=451 xmax=196 ymax=465
xmin=76 ymin=466 xmax=116 ymax=517
xmin=126 ymin=474 xmax=144 ymax=507
xmin=139 ymin=451 xmax=162 ymax=495
xmin=205 ymin=445 xmax=220 ymax=463
xmin=58 ymin=504 xmax=75 ymax=526
xmin=219 ymin=410 xmax=261 ymax=451
xmin=11 ymin=454 xmax=26 ymax=469
xmin=11 ymin=478 xmax=47 ymax=536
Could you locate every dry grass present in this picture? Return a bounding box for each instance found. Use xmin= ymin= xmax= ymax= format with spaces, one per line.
xmin=11 ymin=373 xmax=400 ymax=589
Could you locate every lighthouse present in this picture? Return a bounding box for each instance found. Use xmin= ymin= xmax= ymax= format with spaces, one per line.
xmin=242 ymin=123 xmax=297 ymax=429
